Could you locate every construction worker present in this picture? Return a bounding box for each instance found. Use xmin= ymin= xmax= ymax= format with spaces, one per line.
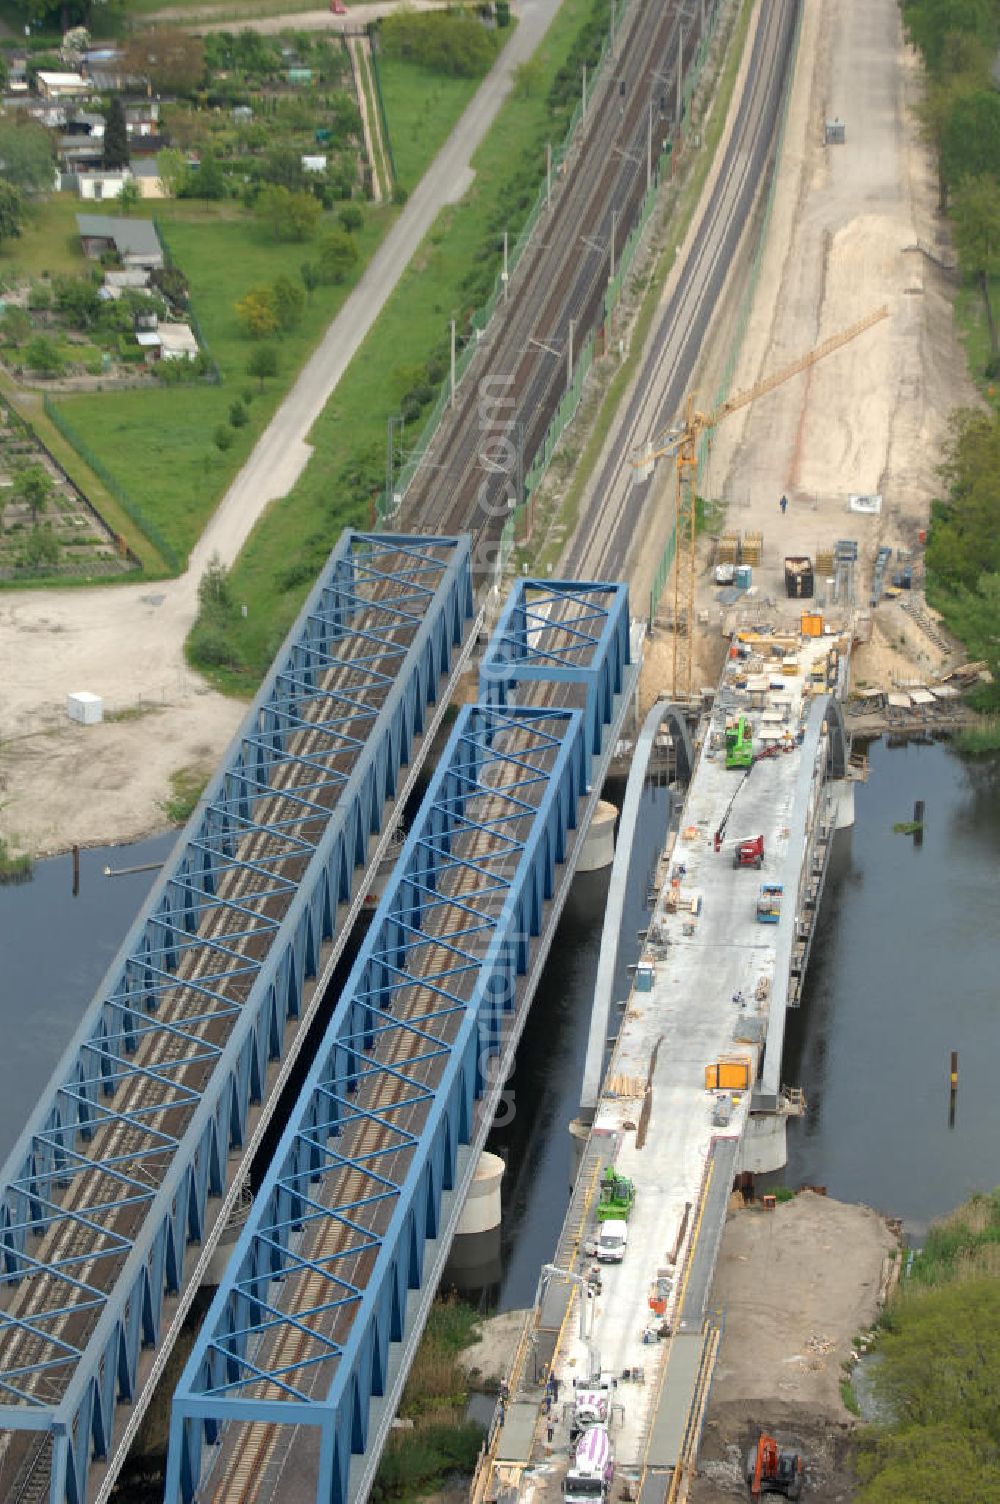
xmin=779 ymin=493 xmax=788 ymax=514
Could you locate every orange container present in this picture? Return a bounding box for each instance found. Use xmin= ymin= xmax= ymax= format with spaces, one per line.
xmin=800 ymin=611 xmax=823 ymax=638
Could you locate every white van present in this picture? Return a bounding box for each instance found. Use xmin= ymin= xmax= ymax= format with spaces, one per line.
xmin=595 ymin=1219 xmax=628 ymax=1263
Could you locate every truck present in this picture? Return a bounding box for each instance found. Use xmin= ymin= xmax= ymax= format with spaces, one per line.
xmin=784 ymin=556 xmax=814 ymax=599
xmin=595 ymin=1166 xmax=635 ymax=1223
xmin=595 ymin=1219 xmax=628 ymax=1263
xmin=563 ymin=1423 xmax=615 ymax=1502
xmin=756 ymin=882 xmax=783 ymax=924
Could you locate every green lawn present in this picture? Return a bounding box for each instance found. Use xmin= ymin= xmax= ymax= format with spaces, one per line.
xmin=378 ymin=56 xmax=485 ymax=193
xmin=206 ymin=0 xmax=607 ymax=683
xmin=52 ymin=201 xmax=392 ymax=566
xmin=0 ymin=196 xmax=92 ymax=284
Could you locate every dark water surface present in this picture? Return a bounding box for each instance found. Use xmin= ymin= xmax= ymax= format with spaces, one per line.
xmin=0 ymin=830 xmax=177 ymax=1164
xmin=781 ymin=737 xmax=1000 ymax=1240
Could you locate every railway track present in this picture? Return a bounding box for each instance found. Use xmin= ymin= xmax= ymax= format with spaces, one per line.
xmin=403 ymin=0 xmax=701 ymax=561
xmin=201 ymin=658 xmax=590 ymax=1504
xmin=0 ymin=544 xmax=465 ymax=1502
xmin=564 ymin=0 xmax=801 ymax=581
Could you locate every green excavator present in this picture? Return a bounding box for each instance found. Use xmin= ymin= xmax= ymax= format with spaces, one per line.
xmin=595 ymin=1166 xmax=636 ymax=1224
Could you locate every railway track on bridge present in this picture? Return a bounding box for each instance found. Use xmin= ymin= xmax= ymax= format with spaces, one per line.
xmin=192 ymin=622 xmax=603 ymax=1504
xmin=0 ymin=541 xmax=470 ymax=1504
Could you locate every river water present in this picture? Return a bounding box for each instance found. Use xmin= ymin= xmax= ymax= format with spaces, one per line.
xmin=779 ymin=735 xmax=1000 ymax=1240
xmin=1 ymin=738 xmax=996 ymax=1283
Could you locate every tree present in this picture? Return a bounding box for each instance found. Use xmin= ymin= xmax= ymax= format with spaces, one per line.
xmin=213 ymin=423 xmax=233 ymax=453
xmin=262 ymin=147 xmax=307 ymax=190
xmin=236 ymin=286 xmax=279 ymax=339
xmin=318 ymin=229 xmax=358 ymax=284
xmin=940 ymin=90 xmax=1000 ymax=190
xmin=14 ymin=464 xmax=52 ymax=525
xmin=338 ymin=203 xmax=363 ymax=234
xmin=0 ymin=121 xmax=54 ymax=193
xmin=255 ymin=184 xmax=320 ymax=242
xmin=952 ymin=175 xmax=1000 ymax=358
xmin=513 ymin=57 xmax=545 ymax=97
xmin=118 ymin=178 xmax=140 ymax=216
xmin=2 ymin=306 xmax=30 ymax=345
xmin=156 ymin=147 xmax=188 ymax=199
xmin=103 ymin=96 xmax=129 ymax=170
xmin=191 ymin=149 xmax=225 ymax=201
xmin=247 ymin=345 xmax=278 ymax=390
xmin=23 ymin=525 xmax=60 ymax=570
xmin=123 ymin=27 xmax=205 ymax=95
xmin=300 ymin=260 xmax=319 ymax=300
xmin=272 ymin=274 xmax=305 ymax=331
xmin=24 ymin=336 xmax=64 ymax=378
xmin=0 ymin=180 xmax=24 ymax=247
xmin=229 ymin=400 xmax=248 ymax=428
xmin=54 ymin=277 xmax=102 ymax=330
xmin=197 ymin=552 xmax=232 ymax=614
xmin=902 ymin=0 xmax=998 ymax=78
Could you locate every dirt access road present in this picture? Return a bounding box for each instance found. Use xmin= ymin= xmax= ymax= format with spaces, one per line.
xmin=642 ymin=0 xmax=978 ymax=704
xmin=689 ymin=1193 xmax=899 ymax=1503
xmin=0 ymin=0 xmax=559 ymax=858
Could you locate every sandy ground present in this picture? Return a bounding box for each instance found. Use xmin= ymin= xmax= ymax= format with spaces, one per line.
xmin=456 ymin=1309 xmax=528 ymax=1390
xmin=639 ymin=0 xmax=980 ymax=711
xmin=689 ymin=1193 xmax=899 ymax=1503
xmin=0 ymin=0 xmax=562 ymax=860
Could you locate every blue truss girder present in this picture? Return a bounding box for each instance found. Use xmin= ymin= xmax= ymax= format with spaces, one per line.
xmin=0 ymin=533 xmax=474 ymax=1504
xmin=167 ymin=702 xmax=590 ymax=1504
xmin=480 ymin=579 xmax=630 ymax=755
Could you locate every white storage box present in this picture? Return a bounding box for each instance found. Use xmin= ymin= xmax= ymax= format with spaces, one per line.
xmin=67 ymin=691 xmax=103 ymax=725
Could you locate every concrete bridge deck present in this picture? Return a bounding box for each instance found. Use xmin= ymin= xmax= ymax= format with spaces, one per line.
xmin=475 ymin=623 xmax=853 ymax=1502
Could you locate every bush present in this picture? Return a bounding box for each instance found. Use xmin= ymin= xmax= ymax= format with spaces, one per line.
xmin=338 ymin=203 xmax=364 ymax=233
xmin=229 ymin=399 xmax=249 ymax=428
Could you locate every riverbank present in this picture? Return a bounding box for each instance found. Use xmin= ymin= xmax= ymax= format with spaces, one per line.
xmin=691 ymin=1191 xmax=900 ymax=1502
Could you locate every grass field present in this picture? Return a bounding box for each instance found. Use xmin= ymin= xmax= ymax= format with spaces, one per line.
xmin=378 ymin=56 xmax=485 ymax=193
xmin=0 ymin=196 xmax=93 ymax=284
xmin=203 ymin=0 xmax=608 ymax=684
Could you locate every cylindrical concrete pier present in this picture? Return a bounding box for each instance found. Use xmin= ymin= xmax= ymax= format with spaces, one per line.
xmin=576 ymin=799 xmax=617 ymax=872
xmin=457 ymin=1151 xmax=505 ymax=1238
xmin=447 ymin=1153 xmax=505 ymax=1291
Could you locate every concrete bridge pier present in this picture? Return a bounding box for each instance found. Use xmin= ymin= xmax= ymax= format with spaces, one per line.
xmin=446 ymin=1152 xmax=505 ymax=1292
xmin=577 ymin=799 xmax=618 ymax=871
xmin=740 ymin=1112 xmax=788 ymax=1175
xmin=830 ymin=777 xmax=855 ymax=829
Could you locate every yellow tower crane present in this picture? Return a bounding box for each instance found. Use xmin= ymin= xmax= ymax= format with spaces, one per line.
xmin=634 ymin=305 xmax=889 ymax=695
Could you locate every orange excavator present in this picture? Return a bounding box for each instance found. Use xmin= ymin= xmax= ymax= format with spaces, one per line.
xmin=746 ymin=1433 xmax=805 ymax=1499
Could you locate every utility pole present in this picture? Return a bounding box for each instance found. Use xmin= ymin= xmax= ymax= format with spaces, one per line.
xmin=676 ymin=27 xmax=683 ymax=124
xmin=502 ymin=230 xmax=509 ymax=301
xmin=546 ymin=141 xmax=552 ymax=208
xmin=610 ymin=0 xmax=617 ymax=53
xmin=450 ymin=319 xmax=456 ymax=408
xmin=647 ymin=100 xmax=653 ymax=194
xmin=567 ymin=318 xmax=575 ymax=390
xmin=582 ymin=62 xmax=587 ymax=117
xmin=610 ymin=208 xmax=618 ymax=283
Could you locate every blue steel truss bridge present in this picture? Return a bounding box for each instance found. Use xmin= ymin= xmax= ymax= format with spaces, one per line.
xmin=0 ymin=534 xmax=476 ymax=1504
xmin=165 ymin=578 xmax=639 ymax=1504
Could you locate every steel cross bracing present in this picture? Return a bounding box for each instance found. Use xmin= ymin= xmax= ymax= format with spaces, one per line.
xmin=0 ymin=532 xmax=474 ymax=1504
xmin=480 ymin=581 xmax=630 ymax=757
xmin=166 ymin=577 xmax=633 ymax=1504
xmin=166 ymin=705 xmax=588 ymax=1504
